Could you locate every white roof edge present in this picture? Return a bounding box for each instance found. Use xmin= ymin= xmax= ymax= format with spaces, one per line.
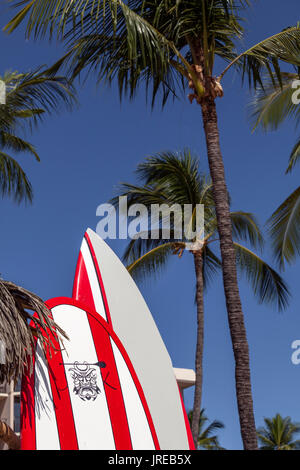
xmin=173 ymin=368 xmax=196 ymax=389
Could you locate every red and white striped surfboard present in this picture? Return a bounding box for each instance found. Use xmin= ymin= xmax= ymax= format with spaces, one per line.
xmin=72 ymin=229 xmax=194 ymax=450
xmin=21 ymin=297 xmax=160 ymax=450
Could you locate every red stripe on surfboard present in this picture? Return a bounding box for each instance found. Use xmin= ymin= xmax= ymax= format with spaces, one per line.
xmin=84 ymin=232 xmax=113 ymax=326
xmin=21 ymin=344 xmax=36 ymax=450
xmin=72 ymin=251 xmax=96 ymax=313
xmin=80 ymin=254 xmax=161 ymax=450
xmin=22 ymin=298 xmax=159 ymax=450
xmin=46 ymin=297 xmax=160 ymax=450
xmin=73 ymin=231 xmax=126 ymax=447
xmin=98 ymin=315 xmax=160 ymax=450
xmin=86 ymin=310 xmax=160 ymax=450
xmin=21 ymin=310 xmax=79 ymax=450
xmin=41 ymin=308 xmax=79 ymax=450
xmin=178 ymin=386 xmax=195 ymax=450
xmin=87 ymin=312 xmax=133 ymax=449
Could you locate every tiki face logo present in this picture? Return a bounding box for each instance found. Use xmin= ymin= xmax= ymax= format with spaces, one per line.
xmin=69 ymin=361 xmax=101 ymax=401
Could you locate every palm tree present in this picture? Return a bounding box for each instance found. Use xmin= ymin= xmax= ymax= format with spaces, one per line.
xmin=111 ymin=150 xmax=289 ymax=446
xmin=7 ymin=0 xmax=300 ymax=448
xmin=0 ymin=69 xmax=74 ymax=202
xmin=0 ymin=68 xmax=73 ymax=448
xmin=251 ymin=73 xmax=300 ymax=269
xmin=188 ymin=410 xmax=224 ymax=450
xmin=257 ymin=414 xmax=300 ymax=450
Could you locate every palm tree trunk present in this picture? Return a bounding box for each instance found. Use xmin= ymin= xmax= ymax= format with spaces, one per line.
xmin=191 ymin=250 xmax=204 ymax=448
xmin=0 ymin=419 xmax=20 ymax=450
xmin=201 ymin=96 xmax=258 ymax=450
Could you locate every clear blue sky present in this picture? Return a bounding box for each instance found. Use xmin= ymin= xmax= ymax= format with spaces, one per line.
xmin=1 ymin=0 xmax=300 ymax=450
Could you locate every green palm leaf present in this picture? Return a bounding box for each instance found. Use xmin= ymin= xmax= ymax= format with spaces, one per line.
xmin=7 ymin=1 xmax=300 ymax=109
xmin=202 ymin=246 xmax=221 ymax=290
xmin=3 ymin=1 xmax=242 ymax=105
xmin=268 ymin=186 xmax=300 ymax=267
xmin=125 ymin=238 xmax=221 ymax=289
xmin=220 ymin=27 xmax=300 ymax=88
xmin=234 ymin=242 xmax=290 ymax=310
xmin=127 ymin=241 xmax=181 ymax=283
xmin=111 ymin=182 xmax=169 ymax=208
xmin=287 ymin=136 xmax=300 ymax=173
xmin=1 ymin=132 xmax=40 ymax=161
xmin=5 ymin=0 xmax=185 ymax=96
xmin=136 ymin=150 xmax=204 ymax=206
xmin=188 ymin=409 xmax=225 ymax=450
xmin=0 ymin=68 xmax=75 ymax=204
xmin=0 ymin=151 xmax=32 ymax=203
xmin=111 ymin=150 xmax=289 ymax=310
xmin=257 ymin=414 xmax=300 ymax=450
xmin=251 ymin=73 xmax=300 ymax=132
xmin=250 ymin=71 xmax=300 ymax=173
xmin=4 ymin=68 xmax=76 ymax=118
xmin=231 ymin=211 xmax=263 ymax=249
xmin=250 ymin=71 xmax=300 ymax=174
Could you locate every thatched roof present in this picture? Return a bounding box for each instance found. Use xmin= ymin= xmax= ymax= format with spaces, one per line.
xmin=0 ymin=280 xmax=67 ymax=383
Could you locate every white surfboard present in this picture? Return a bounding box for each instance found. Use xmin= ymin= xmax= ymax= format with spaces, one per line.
xmin=72 ymin=229 xmax=193 ymax=449
xmin=21 ymin=298 xmax=160 ymax=450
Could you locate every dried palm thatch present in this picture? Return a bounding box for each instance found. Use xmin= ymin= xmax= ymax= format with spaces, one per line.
xmin=0 ymin=420 xmax=20 ymax=450
xmin=0 ymin=279 xmax=67 ymax=384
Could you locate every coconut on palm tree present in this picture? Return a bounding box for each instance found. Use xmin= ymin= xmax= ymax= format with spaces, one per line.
xmin=0 ymin=67 xmax=73 ymax=448
xmin=110 ymin=149 xmax=289 ymax=446
xmin=257 ymin=414 xmax=300 ymax=450
xmin=7 ymin=0 xmax=300 ymax=448
xmin=188 ymin=410 xmax=224 ymax=450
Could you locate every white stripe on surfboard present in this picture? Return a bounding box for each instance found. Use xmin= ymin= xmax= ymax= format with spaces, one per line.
xmin=35 ymin=342 xmax=60 ymax=450
xmin=111 ymin=340 xmax=155 ymax=450
xmin=51 ymin=304 xmax=115 ymax=450
xmin=80 ymin=238 xmax=107 ymax=321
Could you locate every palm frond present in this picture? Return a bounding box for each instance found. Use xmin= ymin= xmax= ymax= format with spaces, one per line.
xmin=234 ymin=242 xmax=290 ymax=311
xmin=250 ymin=72 xmax=300 ymax=173
xmin=188 ymin=409 xmax=225 ymax=450
xmin=220 ymin=27 xmax=300 ymax=89
xmin=0 ymin=280 xmax=67 ymax=384
xmin=3 ymin=68 xmax=76 ymax=119
xmin=257 ymin=414 xmax=300 ymax=450
xmin=230 ymin=211 xmax=263 ymax=249
xmin=111 ymin=150 xmax=210 ymax=246
xmin=5 ymin=0 xmax=185 ymax=93
xmin=287 ymin=136 xmax=300 ymax=173
xmin=0 ymin=151 xmax=33 ymax=203
xmin=113 ymin=149 xmax=287 ymax=311
xmin=0 ymin=68 xmax=76 ymax=203
xmin=110 ymin=183 xmax=169 ymax=208
xmin=268 ymin=186 xmax=300 ymax=267
xmin=127 ymin=241 xmax=179 ymax=283
xmin=136 ymin=150 xmax=203 ymax=207
xmin=7 ymin=1 xmax=300 ymax=109
xmin=250 ymin=72 xmax=300 ymax=131
xmin=0 ymin=132 xmax=40 ymax=161
xmin=202 ymin=246 xmax=221 ymax=290
xmin=12 ymin=108 xmax=45 ymax=119
xmin=5 ymin=1 xmax=246 ymax=105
